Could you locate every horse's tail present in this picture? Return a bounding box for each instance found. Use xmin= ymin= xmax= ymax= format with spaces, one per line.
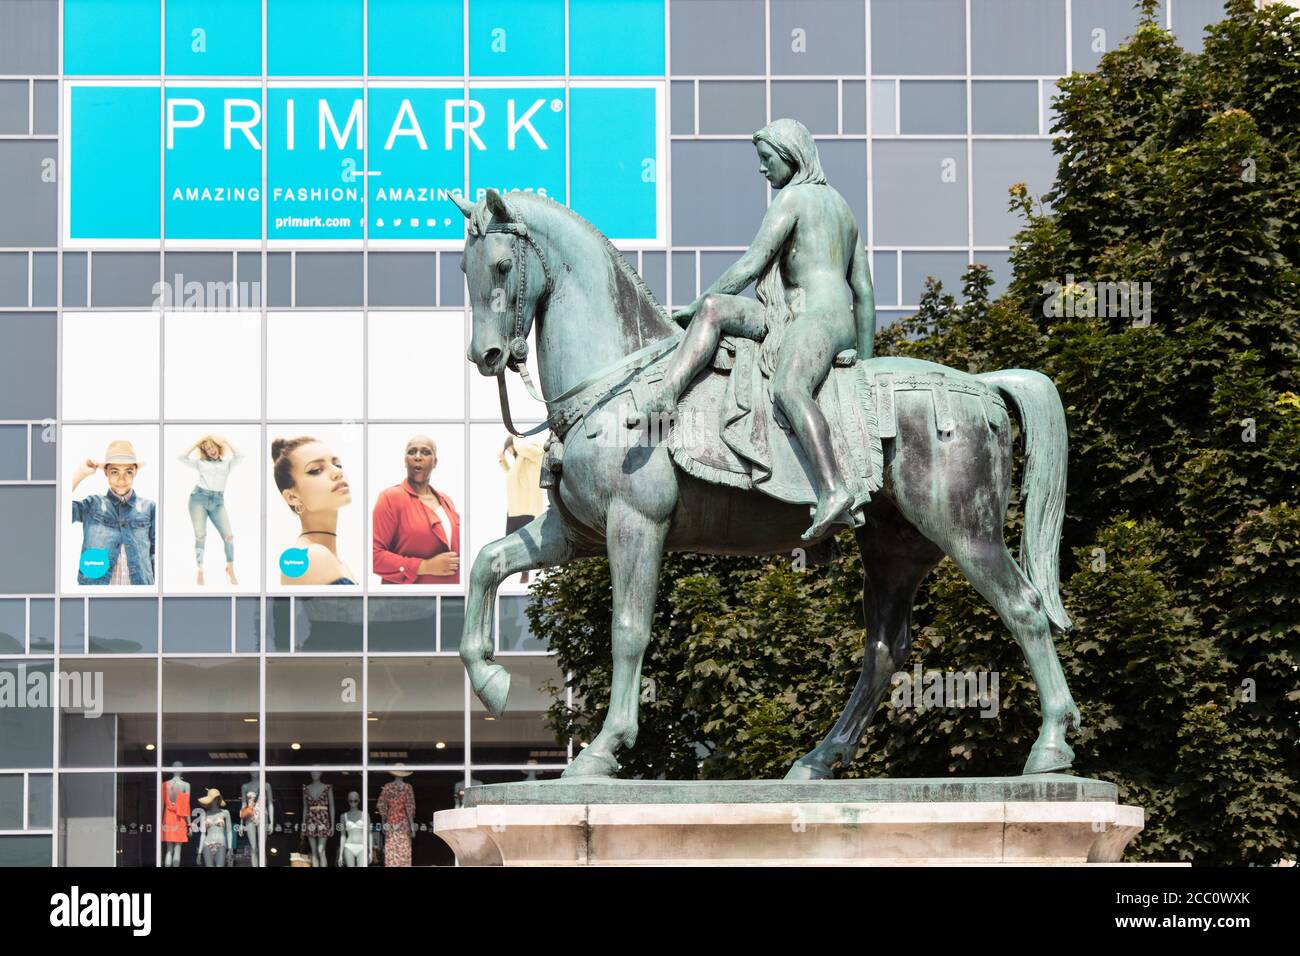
xmin=978 ymin=368 xmax=1072 ymax=633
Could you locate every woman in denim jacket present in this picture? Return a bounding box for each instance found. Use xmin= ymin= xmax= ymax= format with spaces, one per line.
xmin=69 ymin=440 xmax=156 ymax=585
xmin=178 ymin=435 xmax=243 ymax=586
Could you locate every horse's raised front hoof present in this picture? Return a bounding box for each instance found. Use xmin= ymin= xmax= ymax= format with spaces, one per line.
xmin=784 ymin=756 xmax=834 ymax=781
xmin=562 ymin=747 xmax=621 ymax=779
xmin=1022 ymin=738 xmax=1075 ymax=775
xmin=472 ymin=664 xmax=511 ymax=719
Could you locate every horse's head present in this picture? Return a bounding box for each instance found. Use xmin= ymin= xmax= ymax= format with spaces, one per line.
xmin=452 ymin=189 xmax=553 ymax=378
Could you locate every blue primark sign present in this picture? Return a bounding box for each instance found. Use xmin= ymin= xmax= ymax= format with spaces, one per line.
xmin=64 ymin=81 xmax=664 ymax=246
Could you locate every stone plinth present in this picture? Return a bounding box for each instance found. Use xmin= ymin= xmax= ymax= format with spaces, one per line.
xmin=433 ymin=775 xmax=1147 ymax=866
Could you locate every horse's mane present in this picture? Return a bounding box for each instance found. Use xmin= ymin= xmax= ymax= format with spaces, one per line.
xmin=469 ymin=192 xmax=672 ymax=326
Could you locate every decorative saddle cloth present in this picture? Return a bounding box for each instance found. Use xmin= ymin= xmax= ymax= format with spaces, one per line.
xmin=637 ymin=335 xmax=885 ymax=510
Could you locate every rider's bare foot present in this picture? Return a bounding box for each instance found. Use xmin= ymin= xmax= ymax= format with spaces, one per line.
xmin=802 ymin=486 xmax=855 ymax=541
xmin=225 ymin=564 xmax=238 ymax=586
xmin=196 ymin=568 xmax=204 ymax=586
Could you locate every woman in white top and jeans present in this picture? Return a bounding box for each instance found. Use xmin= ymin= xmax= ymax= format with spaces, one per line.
xmin=179 ymin=435 xmax=243 ymax=585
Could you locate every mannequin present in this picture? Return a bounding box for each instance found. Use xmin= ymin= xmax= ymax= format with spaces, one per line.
xmin=302 ymin=771 xmax=335 ymax=867
xmin=160 ymin=763 xmax=191 ymax=867
xmin=376 ymin=766 xmax=416 ymax=867
xmin=336 ymin=791 xmax=370 ymax=867
xmin=197 ymin=789 xmax=233 ymax=867
xmin=238 ymin=771 xmax=272 ymax=866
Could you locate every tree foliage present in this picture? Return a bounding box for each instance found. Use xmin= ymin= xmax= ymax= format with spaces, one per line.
xmin=526 ymin=0 xmax=1299 ymax=864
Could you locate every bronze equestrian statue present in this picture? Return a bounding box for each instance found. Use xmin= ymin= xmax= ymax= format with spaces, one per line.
xmin=450 ymin=117 xmax=1080 ymax=781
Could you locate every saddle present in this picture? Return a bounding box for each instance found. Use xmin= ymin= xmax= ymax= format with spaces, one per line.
xmin=629 ymin=335 xmax=885 ymax=511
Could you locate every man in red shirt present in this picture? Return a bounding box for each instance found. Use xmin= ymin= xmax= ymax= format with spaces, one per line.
xmin=372 ymin=435 xmax=461 ymax=584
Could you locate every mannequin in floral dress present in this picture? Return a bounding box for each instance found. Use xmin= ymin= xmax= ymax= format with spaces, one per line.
xmin=302 ymin=771 xmax=335 ymax=867
xmin=376 ymin=768 xmax=416 ymax=867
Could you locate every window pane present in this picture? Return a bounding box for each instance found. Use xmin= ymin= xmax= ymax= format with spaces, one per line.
xmin=266 ymin=657 xmax=363 ymax=766
xmin=873 ymin=251 xmax=898 ymax=307
xmin=58 ymin=772 xmax=156 ymax=867
xmin=88 ymin=598 xmax=158 ymax=654
xmin=162 ymin=658 xmax=259 ymax=766
xmin=30 ymin=599 xmax=54 ymax=654
xmin=0 ymin=775 xmax=21 ymax=828
xmin=972 ymin=140 xmax=1057 ymax=246
xmin=870 ymin=80 xmax=896 ymax=135
xmin=871 ymin=0 xmax=965 ymax=75
xmin=1072 ymin=0 xmax=1154 ymax=73
xmin=367 ymin=658 xmax=464 ymax=764
xmin=770 ymin=0 xmax=865 ymax=75
xmin=971 ymin=81 xmax=1039 ymax=135
xmin=0 ymin=835 xmax=50 ymax=866
xmin=771 ymin=80 xmax=839 ymax=135
xmin=971 ymin=0 xmax=1066 ymax=75
xmin=901 ymin=251 xmax=971 ymax=305
xmin=872 ymin=140 xmax=968 ymax=246
xmin=899 ymin=81 xmax=966 ymax=135
xmin=440 ymin=598 xmax=464 ymax=653
xmin=163 ymin=598 xmax=230 ymax=653
xmin=29 ymin=773 xmax=52 ymax=829
xmin=0 ymin=600 xmax=21 ymax=654
xmin=60 ymin=598 xmax=84 ymax=653
xmin=235 ymin=597 xmax=261 ymax=653
xmin=295 ymin=597 xmax=363 ymax=652
xmin=697 ymin=80 xmax=765 ymax=136
xmin=267 ymin=597 xmax=292 ymax=653
xmin=498 ymin=596 xmax=545 ymax=652
xmin=1172 ymin=0 xmax=1225 ymax=55
xmin=369 ymin=598 xmax=437 ymax=653
xmin=60 ymin=659 xmax=157 ymax=768
xmin=0 ymin=661 xmax=53 ymax=768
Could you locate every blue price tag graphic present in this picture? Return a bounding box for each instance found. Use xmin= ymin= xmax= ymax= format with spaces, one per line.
xmin=79 ymin=548 xmax=111 ymax=579
xmin=279 ymin=547 xmax=310 ymax=578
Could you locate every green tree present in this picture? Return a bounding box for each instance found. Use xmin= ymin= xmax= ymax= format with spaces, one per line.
xmin=527 ymin=0 xmax=1299 ymax=863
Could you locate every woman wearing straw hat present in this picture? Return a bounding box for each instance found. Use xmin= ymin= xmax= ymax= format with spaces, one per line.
xmin=197 ymin=789 xmax=234 ymax=867
xmin=178 ymin=434 xmax=244 ymax=586
xmin=69 ymin=439 xmax=157 ymax=585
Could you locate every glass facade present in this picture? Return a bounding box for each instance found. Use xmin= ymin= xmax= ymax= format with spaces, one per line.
xmin=0 ymin=0 xmax=1243 ymax=866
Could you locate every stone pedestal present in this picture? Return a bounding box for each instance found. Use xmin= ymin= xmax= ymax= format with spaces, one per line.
xmin=434 ymin=775 xmax=1146 ymax=866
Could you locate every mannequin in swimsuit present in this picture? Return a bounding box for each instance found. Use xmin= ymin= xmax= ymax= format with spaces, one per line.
xmin=197 ymin=789 xmax=232 ymax=867
xmin=237 ymin=771 xmax=272 ymax=867
xmin=337 ymin=791 xmax=370 ymax=867
xmin=302 ymin=771 xmax=335 ymax=867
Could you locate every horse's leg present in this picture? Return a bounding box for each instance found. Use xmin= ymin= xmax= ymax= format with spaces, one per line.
xmin=897 ymin=499 xmax=1080 ymax=774
xmin=927 ymin=526 xmax=1078 ymax=773
xmin=562 ymin=499 xmax=667 ymax=778
xmin=886 ymin=389 xmax=1079 ymax=774
xmin=462 ymin=509 xmax=587 ymax=717
xmin=786 ymin=509 xmax=941 ymax=780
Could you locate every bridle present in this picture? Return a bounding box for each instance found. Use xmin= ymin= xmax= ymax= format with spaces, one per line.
xmin=484 ymin=219 xmax=554 ymax=372
xmin=478 ymin=217 xmax=680 ymax=440
xmin=479 ymin=220 xmax=559 ymax=438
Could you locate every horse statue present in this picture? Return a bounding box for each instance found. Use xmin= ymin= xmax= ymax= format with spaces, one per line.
xmin=449 ymin=186 xmax=1081 ymax=781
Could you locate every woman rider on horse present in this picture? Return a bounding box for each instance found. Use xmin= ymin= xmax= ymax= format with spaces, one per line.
xmin=640 ymin=117 xmax=877 ymax=541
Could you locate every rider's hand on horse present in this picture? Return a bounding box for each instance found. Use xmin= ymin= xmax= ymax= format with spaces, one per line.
xmin=672 ymin=298 xmax=701 ymax=326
